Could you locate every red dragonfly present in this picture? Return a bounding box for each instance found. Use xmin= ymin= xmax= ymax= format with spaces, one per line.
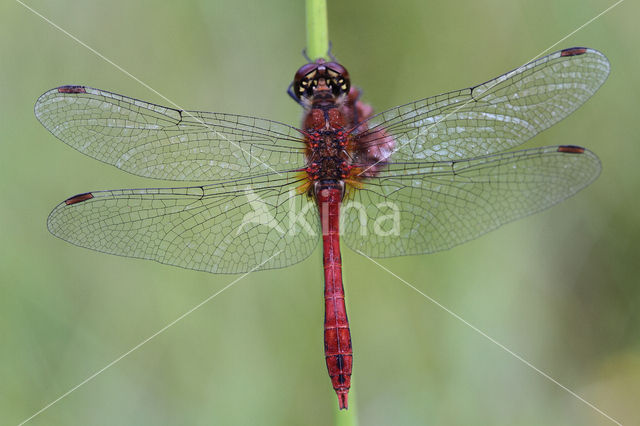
xmin=36 ymin=47 xmax=609 ymax=409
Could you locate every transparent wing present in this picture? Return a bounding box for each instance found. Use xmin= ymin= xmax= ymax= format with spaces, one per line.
xmin=342 ymin=146 xmax=600 ymax=257
xmin=47 ymin=172 xmax=320 ymax=274
xmin=35 ymin=86 xmax=306 ymax=181
xmin=357 ymin=48 xmax=609 ymax=162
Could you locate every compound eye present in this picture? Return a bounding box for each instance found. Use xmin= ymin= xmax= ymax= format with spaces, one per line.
xmin=329 ymin=76 xmax=350 ymax=97
xmin=295 ymin=76 xmax=318 ymax=99
xmin=293 ymin=64 xmax=319 ymax=99
xmin=297 ymin=78 xmax=309 ymax=95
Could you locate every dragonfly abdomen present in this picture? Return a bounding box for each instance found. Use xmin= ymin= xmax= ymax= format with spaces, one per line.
xmin=316 ymin=181 xmax=352 ymax=410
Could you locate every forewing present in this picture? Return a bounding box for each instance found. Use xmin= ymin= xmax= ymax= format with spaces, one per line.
xmin=47 ymin=173 xmax=319 ymax=274
xmin=342 ymin=146 xmax=600 ymax=257
xmin=35 ymin=86 xmax=305 ymax=181
xmin=358 ymin=48 xmax=609 ymax=162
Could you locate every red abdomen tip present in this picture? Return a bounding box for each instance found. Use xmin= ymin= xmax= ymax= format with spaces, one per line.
xmin=65 ymin=192 xmax=94 ymax=205
xmin=557 ymin=145 xmax=586 ymax=154
xmin=561 ymin=47 xmax=587 ymax=57
xmin=57 ymin=85 xmax=87 ymax=94
xmin=337 ymin=391 xmax=348 ymax=410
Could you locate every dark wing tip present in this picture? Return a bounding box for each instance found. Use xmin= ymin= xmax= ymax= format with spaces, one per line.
xmin=64 ymin=192 xmax=94 ymax=205
xmin=57 ymin=85 xmax=87 ymax=94
xmin=35 ymin=85 xmax=89 ymax=121
xmin=557 ymin=145 xmax=586 ymax=154
xmin=560 ymin=47 xmax=588 ymax=57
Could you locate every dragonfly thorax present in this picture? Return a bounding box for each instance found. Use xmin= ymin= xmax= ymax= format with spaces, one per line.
xmin=300 ymin=85 xmax=362 ymax=196
xmin=305 ymin=128 xmax=351 ymax=183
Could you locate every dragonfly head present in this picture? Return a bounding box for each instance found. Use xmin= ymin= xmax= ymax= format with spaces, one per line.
xmin=292 ymin=58 xmax=351 ymax=103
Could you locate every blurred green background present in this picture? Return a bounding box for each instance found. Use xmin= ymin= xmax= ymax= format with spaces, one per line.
xmin=1 ymin=0 xmax=638 ymax=424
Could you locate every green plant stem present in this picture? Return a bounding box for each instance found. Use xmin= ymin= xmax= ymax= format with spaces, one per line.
xmin=305 ymin=0 xmax=329 ymax=60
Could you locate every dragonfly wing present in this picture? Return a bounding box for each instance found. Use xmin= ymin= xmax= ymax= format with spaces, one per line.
xmin=358 ymin=48 xmax=609 ymax=162
xmin=35 ymin=86 xmax=305 ymax=181
xmin=342 ymin=146 xmax=600 ymax=257
xmin=47 ymin=173 xmax=320 ymax=273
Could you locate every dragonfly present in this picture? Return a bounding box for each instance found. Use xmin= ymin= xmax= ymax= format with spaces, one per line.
xmin=35 ymin=47 xmax=609 ymax=409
